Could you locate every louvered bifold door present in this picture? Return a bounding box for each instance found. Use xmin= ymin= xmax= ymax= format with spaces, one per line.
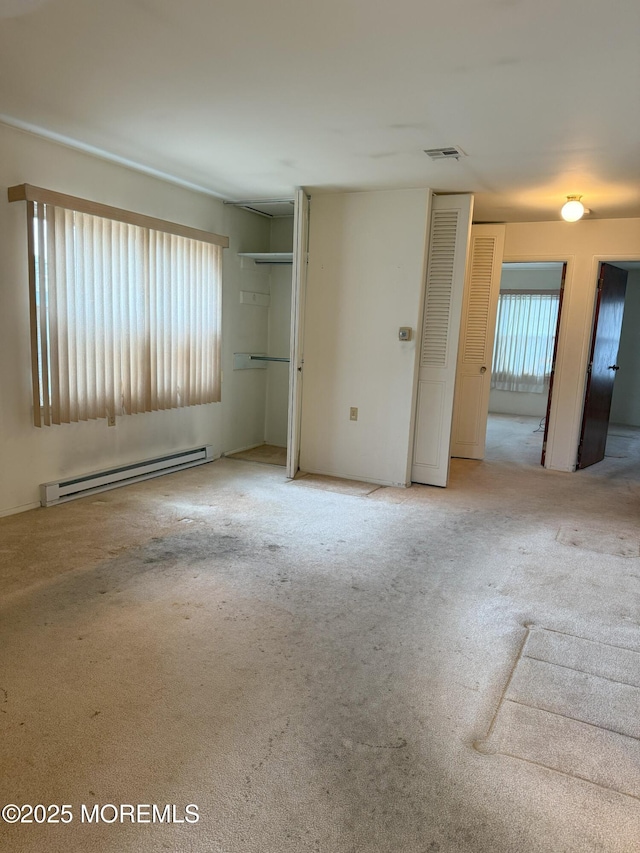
xmin=450 ymin=224 xmax=505 ymax=459
xmin=411 ymin=194 xmax=474 ymax=487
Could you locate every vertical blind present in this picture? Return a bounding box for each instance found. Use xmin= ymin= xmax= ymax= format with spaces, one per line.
xmin=28 ymin=200 xmax=222 ymax=427
xmin=491 ymin=292 xmax=560 ymax=393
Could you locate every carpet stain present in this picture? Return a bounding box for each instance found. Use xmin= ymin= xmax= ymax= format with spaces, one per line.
xmin=557 ymin=525 xmax=640 ymax=557
xmin=355 ymin=738 xmax=408 ymax=750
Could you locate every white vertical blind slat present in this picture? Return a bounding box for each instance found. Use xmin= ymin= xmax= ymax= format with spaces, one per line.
xmin=196 ymin=241 xmax=205 ymax=402
xmin=36 ymin=204 xmax=51 ymax=425
xmin=101 ymin=218 xmax=115 ymax=418
xmin=213 ymin=245 xmax=221 ymax=399
xmin=148 ymin=229 xmax=157 ymax=411
xmin=202 ymin=243 xmax=209 ymax=401
xmin=77 ymin=211 xmax=90 ymax=421
xmin=172 ymin=236 xmax=181 ymax=406
xmin=45 ymin=207 xmax=61 ymax=425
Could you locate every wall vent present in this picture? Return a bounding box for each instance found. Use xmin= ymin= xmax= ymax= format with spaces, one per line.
xmin=424 ymin=146 xmax=465 ymax=161
xmin=40 ymin=446 xmax=214 ymax=506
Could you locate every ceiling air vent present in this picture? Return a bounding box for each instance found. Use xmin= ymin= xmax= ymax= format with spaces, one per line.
xmin=424 ymin=146 xmax=465 ymax=161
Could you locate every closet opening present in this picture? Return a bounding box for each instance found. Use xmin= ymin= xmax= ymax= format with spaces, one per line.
xmin=225 ymin=192 xmax=308 ymax=476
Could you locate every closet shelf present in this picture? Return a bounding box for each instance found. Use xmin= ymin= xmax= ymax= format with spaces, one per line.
xmin=238 ymin=252 xmax=293 ymax=265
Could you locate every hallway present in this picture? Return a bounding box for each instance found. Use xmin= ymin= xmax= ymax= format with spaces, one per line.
xmin=485 ymin=412 xmax=640 ymax=480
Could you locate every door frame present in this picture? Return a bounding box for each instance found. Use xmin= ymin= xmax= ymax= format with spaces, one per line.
xmin=539 ymin=262 xmax=567 ymax=466
xmin=499 ymin=254 xmax=573 ymax=469
xmin=286 ymin=188 xmax=310 ymax=479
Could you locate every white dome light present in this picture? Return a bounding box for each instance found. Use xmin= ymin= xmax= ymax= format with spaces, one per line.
xmin=561 ymin=196 xmax=585 ymax=222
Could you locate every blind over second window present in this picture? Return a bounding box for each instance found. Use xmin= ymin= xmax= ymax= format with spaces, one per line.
xmin=491 ymin=292 xmax=560 ymax=394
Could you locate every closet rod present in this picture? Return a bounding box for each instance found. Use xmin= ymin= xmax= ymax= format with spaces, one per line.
xmin=224 ymin=198 xmax=295 ymax=206
xmin=249 ymin=355 xmax=290 ymax=363
xmin=223 ymin=198 xmax=295 ymax=218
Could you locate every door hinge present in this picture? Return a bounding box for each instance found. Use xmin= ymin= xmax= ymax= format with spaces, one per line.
xmin=598 ymin=277 xmax=604 ymax=291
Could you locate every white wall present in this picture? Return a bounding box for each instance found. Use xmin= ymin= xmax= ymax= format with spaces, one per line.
xmin=610 ymin=270 xmax=640 ymax=426
xmin=265 ymin=217 xmax=294 ymax=447
xmin=503 ymin=219 xmax=640 ymax=471
xmin=300 ymin=189 xmax=430 ymax=486
xmin=269 ymin=216 xmax=294 ymax=253
xmin=264 ymin=266 xmax=292 ymax=447
xmin=489 ymin=391 xmax=548 ymax=418
xmin=0 ymin=122 xmax=269 ymax=515
xmin=222 ymin=207 xmax=271 ymax=453
xmin=499 ymin=265 xmax=563 ymax=291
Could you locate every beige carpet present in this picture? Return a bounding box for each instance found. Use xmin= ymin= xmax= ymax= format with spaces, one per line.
xmin=1 ymin=422 xmax=640 ymax=852
xmin=486 ymin=413 xmax=640 ymax=480
xmin=485 ymin=412 xmax=546 ymax=467
xmin=226 ymin=444 xmax=287 ymax=466
xmin=291 ymin=473 xmax=381 ymax=497
xmin=477 ymin=625 xmax=640 ymax=800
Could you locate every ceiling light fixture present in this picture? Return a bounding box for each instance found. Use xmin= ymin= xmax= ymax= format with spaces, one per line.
xmin=561 ymin=195 xmax=585 ymax=222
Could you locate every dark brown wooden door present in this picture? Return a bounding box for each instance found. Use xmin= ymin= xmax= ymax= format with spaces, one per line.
xmin=577 ymin=263 xmax=627 ymax=469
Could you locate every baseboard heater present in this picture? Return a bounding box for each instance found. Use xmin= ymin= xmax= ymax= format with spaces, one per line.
xmin=40 ymin=445 xmax=214 ymax=507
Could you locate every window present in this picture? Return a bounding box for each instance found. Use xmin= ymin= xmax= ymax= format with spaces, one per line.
xmin=491 ymin=291 xmax=560 ymax=393
xmin=10 ymin=184 xmax=228 ymax=427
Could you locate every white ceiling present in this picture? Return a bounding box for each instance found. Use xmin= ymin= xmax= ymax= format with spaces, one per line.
xmin=1 ymin=0 xmax=639 ymax=222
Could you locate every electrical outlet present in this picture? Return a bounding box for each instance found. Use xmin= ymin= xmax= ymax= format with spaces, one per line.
xmin=349 ymin=407 xmax=358 ymax=421
xmin=107 ymin=414 xmax=116 ymax=427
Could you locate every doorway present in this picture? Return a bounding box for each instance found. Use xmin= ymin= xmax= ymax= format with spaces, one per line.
xmin=485 ymin=262 xmax=565 ymax=467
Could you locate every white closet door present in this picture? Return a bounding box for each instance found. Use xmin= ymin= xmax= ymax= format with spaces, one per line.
xmin=450 ymin=224 xmax=505 ymax=459
xmin=286 ymin=188 xmax=309 ymax=479
xmin=411 ymin=193 xmax=473 ymax=487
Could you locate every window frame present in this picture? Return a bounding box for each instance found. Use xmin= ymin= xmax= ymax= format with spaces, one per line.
xmin=9 ymin=184 xmax=228 ymax=427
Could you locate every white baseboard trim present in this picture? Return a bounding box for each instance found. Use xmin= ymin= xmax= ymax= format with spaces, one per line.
xmin=223 ymin=442 xmax=265 ymax=456
xmin=298 ymin=467 xmax=406 ymax=488
xmin=0 ymin=501 xmax=41 ymax=518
